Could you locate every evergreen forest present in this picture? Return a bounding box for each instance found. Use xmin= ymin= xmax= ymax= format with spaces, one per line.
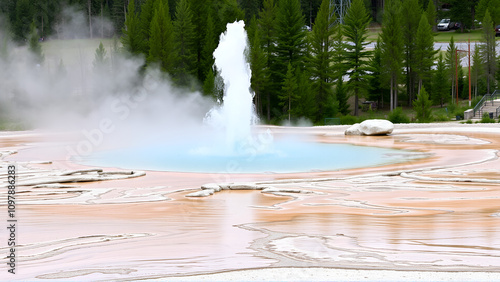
xmin=1 ymin=0 xmax=499 ymax=124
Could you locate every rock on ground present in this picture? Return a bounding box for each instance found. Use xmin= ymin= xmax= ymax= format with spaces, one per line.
xmin=344 ymin=123 xmax=362 ymax=135
xmin=345 ymin=119 xmax=394 ymax=136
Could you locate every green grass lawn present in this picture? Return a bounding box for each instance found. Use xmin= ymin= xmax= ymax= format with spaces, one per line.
xmin=366 ymin=24 xmax=500 ymax=43
xmin=351 ymin=99 xmax=473 ymax=124
xmin=41 ymin=38 xmax=116 ymax=70
xmin=432 ymin=29 xmax=484 ymax=42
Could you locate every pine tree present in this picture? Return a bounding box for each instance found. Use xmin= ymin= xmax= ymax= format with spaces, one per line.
xmin=97 ymin=0 xmax=107 ymax=37
xmin=57 ymin=59 xmax=67 ymax=77
xmin=425 ymin=0 xmax=437 ymax=32
xmin=274 ymin=0 xmax=307 ymax=72
xmin=414 ymin=14 xmax=437 ymax=95
xmin=336 ymin=78 xmax=349 ymax=115
xmin=249 ymin=26 xmax=267 ymax=116
xmin=273 ymin=0 xmax=308 ymax=120
xmin=112 ymin=0 xmax=126 ymax=35
xmin=258 ymin=0 xmax=277 ymax=121
xmin=449 ymin=0 xmax=473 ymax=32
xmin=218 ymin=0 xmax=245 ymax=27
xmin=432 ymin=53 xmax=448 ymax=107
xmin=14 ymin=0 xmax=34 ymax=41
xmin=110 ymin=35 xmax=120 ymax=74
xmin=28 ymin=21 xmax=44 ymax=64
xmin=189 ymin=0 xmax=213 ymax=81
xmin=309 ymin=0 xmax=336 ymax=121
xmin=240 ymin=0 xmax=261 ymax=23
xmin=214 ymin=69 xmax=225 ymax=102
xmin=33 ymin=0 xmax=59 ymax=40
xmin=343 ymin=0 xmax=372 ymax=116
xmin=413 ymin=86 xmax=432 ymax=122
xmin=200 ymin=13 xmax=217 ymax=82
xmin=173 ymin=0 xmax=197 ymax=86
xmin=138 ymin=0 xmax=157 ymax=55
xmin=457 ymin=66 xmax=465 ymax=99
xmin=295 ymin=67 xmax=318 ymax=120
xmin=401 ymin=0 xmax=422 ymax=105
xmin=369 ymin=38 xmax=389 ymax=109
xmin=332 ymin=23 xmax=346 ymax=81
xmin=203 ymin=67 xmax=224 ymax=102
xmin=121 ymin=0 xmax=142 ymax=55
xmin=148 ymin=0 xmax=176 ymax=73
xmin=481 ymin=9 xmax=497 ymax=94
xmin=471 ymin=46 xmax=482 ymax=99
xmin=279 ymin=63 xmax=299 ymax=121
xmin=445 ymin=36 xmax=457 ymax=103
xmin=495 ymin=53 xmax=500 ymax=91
xmin=476 ymin=0 xmax=500 ymax=26
xmin=380 ymin=0 xmax=403 ymax=111
xmin=93 ymin=41 xmax=108 ymax=72
xmin=462 ymin=68 xmax=470 ymax=100
xmin=203 ymin=67 xmax=216 ymax=98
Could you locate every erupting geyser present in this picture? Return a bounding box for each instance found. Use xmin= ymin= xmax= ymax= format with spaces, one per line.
xmin=205 ymin=21 xmax=259 ymax=151
xmin=81 ymin=21 xmax=423 ymax=173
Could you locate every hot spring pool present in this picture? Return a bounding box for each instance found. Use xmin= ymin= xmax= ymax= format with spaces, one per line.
xmin=80 ymin=141 xmax=423 ymax=174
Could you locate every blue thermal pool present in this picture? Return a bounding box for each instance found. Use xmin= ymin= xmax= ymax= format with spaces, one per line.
xmin=80 ymin=141 xmax=424 ymax=174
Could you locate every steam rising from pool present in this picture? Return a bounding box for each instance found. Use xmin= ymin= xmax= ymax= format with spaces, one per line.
xmin=0 ymin=15 xmax=423 ymax=174
xmin=82 ymin=21 xmax=421 ymax=173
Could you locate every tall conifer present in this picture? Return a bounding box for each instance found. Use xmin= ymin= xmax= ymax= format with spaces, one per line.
xmin=249 ymin=26 xmax=267 ymax=116
xmin=343 ymin=0 xmax=372 ymax=116
xmin=257 ymin=0 xmax=277 ymax=121
xmin=173 ymin=0 xmax=196 ymax=86
xmin=445 ymin=36 xmax=457 ymax=103
xmin=309 ymin=0 xmax=336 ymax=121
xmin=432 ymin=53 xmax=448 ymax=107
xmin=414 ymin=14 xmax=437 ymax=95
xmin=148 ymin=0 xmax=176 ymax=73
xmin=481 ymin=9 xmax=497 ymax=94
xmin=121 ymin=0 xmax=142 ymax=55
xmin=401 ymin=0 xmax=422 ymax=104
xmin=279 ymin=63 xmax=299 ymax=121
xmin=272 ymin=0 xmax=307 ymax=119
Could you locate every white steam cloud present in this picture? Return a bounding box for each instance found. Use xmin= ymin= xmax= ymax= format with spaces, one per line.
xmin=53 ymin=6 xmax=115 ymax=39
xmin=0 ymin=8 xmax=217 ymax=162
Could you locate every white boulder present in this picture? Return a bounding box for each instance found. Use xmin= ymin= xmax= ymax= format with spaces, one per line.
xmin=345 ymin=119 xmax=394 ymax=136
xmin=344 ymin=123 xmax=362 ymax=135
xmin=359 ymin=119 xmax=393 ymax=135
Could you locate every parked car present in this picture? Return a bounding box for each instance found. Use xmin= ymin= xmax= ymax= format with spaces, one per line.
xmin=496 ymin=25 xmax=500 ymax=37
xmin=437 ymin=19 xmax=456 ymax=31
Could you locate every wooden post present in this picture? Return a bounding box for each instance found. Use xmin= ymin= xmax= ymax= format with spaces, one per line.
xmin=468 ymin=39 xmax=471 ymax=107
xmin=455 ymin=49 xmax=458 ymax=106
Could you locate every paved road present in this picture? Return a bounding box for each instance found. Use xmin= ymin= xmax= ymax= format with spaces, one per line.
xmin=366 ymin=41 xmax=483 ymax=67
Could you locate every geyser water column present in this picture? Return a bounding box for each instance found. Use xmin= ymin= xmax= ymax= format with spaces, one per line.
xmin=205 ymin=21 xmax=258 ymax=152
xmin=78 ymin=21 xmax=427 ymax=173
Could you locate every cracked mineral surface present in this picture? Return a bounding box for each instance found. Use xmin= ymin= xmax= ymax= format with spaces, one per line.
xmin=1 ymin=124 xmax=500 ymax=281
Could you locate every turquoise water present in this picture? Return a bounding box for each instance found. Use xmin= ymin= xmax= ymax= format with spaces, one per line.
xmin=81 ymin=141 xmax=421 ymax=174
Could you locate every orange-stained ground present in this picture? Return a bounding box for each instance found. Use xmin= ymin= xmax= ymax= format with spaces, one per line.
xmin=1 ymin=124 xmax=500 ymax=280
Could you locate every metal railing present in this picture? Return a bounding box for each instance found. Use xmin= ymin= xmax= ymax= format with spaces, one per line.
xmin=324 ymin=118 xmax=341 ymax=125
xmin=473 ymin=94 xmax=488 ymax=117
xmin=473 ymin=90 xmax=500 ymax=118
